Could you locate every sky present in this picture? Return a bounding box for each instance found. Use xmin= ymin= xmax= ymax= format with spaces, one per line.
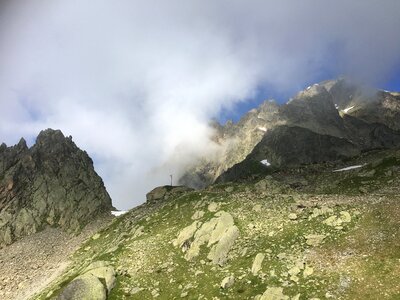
xmin=0 ymin=0 xmax=399 ymax=209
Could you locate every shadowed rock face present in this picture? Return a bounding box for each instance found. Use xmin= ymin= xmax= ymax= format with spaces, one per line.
xmin=0 ymin=129 xmax=113 ymax=246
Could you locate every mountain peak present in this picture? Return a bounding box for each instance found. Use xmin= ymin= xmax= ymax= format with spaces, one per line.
xmin=0 ymin=129 xmax=113 ymax=246
xmin=36 ymin=128 xmax=69 ymax=145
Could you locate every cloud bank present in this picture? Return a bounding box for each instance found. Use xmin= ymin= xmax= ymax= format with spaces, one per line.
xmin=0 ymin=0 xmax=399 ymax=209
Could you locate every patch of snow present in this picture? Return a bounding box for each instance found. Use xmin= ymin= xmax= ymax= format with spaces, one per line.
xmin=258 ymin=127 xmax=267 ymax=132
xmin=111 ymin=210 xmax=128 ymax=216
xmin=333 ymin=164 xmax=365 ymax=172
xmin=260 ymin=159 xmax=271 ymax=166
xmin=306 ymin=85 xmax=312 ymax=90
xmin=342 ymin=106 xmax=355 ymax=113
xmin=335 ymin=104 xmax=339 ymax=109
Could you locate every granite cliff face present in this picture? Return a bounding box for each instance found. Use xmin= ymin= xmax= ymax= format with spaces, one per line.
xmin=181 ymin=78 xmax=400 ymax=186
xmin=0 ymin=129 xmax=113 ymax=246
xmin=179 ymin=100 xmax=281 ymax=188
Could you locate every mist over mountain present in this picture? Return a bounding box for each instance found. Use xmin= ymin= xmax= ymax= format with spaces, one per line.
xmin=1 ymin=1 xmax=400 ymax=209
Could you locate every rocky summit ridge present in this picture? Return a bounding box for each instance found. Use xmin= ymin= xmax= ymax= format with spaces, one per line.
xmin=181 ymin=78 xmax=400 ymax=186
xmin=0 ymin=129 xmax=113 ymax=246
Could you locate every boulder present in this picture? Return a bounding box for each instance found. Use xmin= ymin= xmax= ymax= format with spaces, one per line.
xmin=57 ymin=261 xmax=116 ymax=299
xmin=146 ymin=186 xmax=193 ymax=203
xmin=220 ymin=275 xmax=235 ymax=289
xmin=56 ymin=274 xmax=106 ymax=300
xmin=207 ymin=225 xmax=239 ymax=266
xmin=174 ymin=211 xmax=239 ymax=266
xmin=259 ymin=287 xmax=289 ymax=300
xmin=251 ymin=253 xmax=265 ymax=275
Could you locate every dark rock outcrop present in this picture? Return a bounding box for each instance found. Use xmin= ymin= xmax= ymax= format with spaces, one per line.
xmin=0 ymin=129 xmax=113 ymax=246
xmin=216 ymin=125 xmax=361 ymax=183
xmin=146 ymin=185 xmax=193 ymax=203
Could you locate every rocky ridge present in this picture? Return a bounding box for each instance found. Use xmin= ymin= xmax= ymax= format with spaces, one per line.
xmin=179 ymin=100 xmax=281 ymax=188
xmin=180 ymin=79 xmax=400 ymax=186
xmin=0 ymin=129 xmax=113 ymax=246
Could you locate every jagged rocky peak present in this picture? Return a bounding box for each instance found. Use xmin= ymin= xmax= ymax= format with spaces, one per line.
xmin=0 ymin=128 xmax=113 ymax=247
xmin=36 ymin=128 xmax=68 ymax=144
xmin=179 ymin=98 xmax=282 ymax=188
xmin=295 ymin=82 xmax=328 ymax=98
xmin=181 ymin=78 xmax=400 ymax=187
xmin=217 ymin=79 xmax=400 ymax=183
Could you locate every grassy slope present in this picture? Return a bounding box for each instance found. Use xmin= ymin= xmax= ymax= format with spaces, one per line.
xmin=35 ymin=150 xmax=400 ymax=300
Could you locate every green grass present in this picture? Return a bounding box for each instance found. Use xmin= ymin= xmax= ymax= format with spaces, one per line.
xmin=33 ymin=149 xmax=400 ymax=300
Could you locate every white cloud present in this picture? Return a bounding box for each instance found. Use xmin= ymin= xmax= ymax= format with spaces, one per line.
xmin=0 ymin=0 xmax=399 ymax=209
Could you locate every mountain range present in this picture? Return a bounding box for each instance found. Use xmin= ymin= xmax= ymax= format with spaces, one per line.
xmin=180 ymin=78 xmax=400 ymax=186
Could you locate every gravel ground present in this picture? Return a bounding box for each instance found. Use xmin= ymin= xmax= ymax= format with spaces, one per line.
xmin=0 ymin=216 xmax=112 ymax=300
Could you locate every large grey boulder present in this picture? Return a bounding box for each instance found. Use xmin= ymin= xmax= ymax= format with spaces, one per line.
xmin=84 ymin=261 xmax=116 ymax=293
xmin=56 ymin=261 xmax=116 ymax=300
xmin=0 ymin=129 xmax=114 ymax=246
xmin=174 ymin=211 xmax=239 ymax=266
xmin=56 ymin=274 xmax=107 ymax=300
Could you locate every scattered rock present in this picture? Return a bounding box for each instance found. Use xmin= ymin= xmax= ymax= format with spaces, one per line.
xmin=323 ymin=216 xmax=342 ymax=227
xmin=251 ymin=253 xmax=265 ymax=275
xmin=259 ymin=286 xmax=289 ymax=300
xmin=340 ymin=211 xmax=352 ymax=223
xmin=191 ymin=211 xmax=205 ymax=220
xmin=208 ymin=202 xmax=220 ymax=212
xmin=180 ymin=291 xmax=188 ymax=297
xmin=220 ymin=275 xmax=235 ymax=289
xmin=225 ymin=186 xmax=234 ymax=193
xmin=310 ymin=206 xmax=333 ymax=219
xmin=359 ymin=186 xmax=368 ymax=194
xmin=253 ymin=204 xmax=262 ymax=212
xmin=305 ymin=234 xmax=325 ymax=246
xmin=303 ymin=265 xmax=314 ymax=278
xmin=130 ymin=287 xmax=144 ymax=295
xmin=288 ymin=213 xmax=298 ymax=220
xmin=92 ymin=233 xmax=101 ymax=240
